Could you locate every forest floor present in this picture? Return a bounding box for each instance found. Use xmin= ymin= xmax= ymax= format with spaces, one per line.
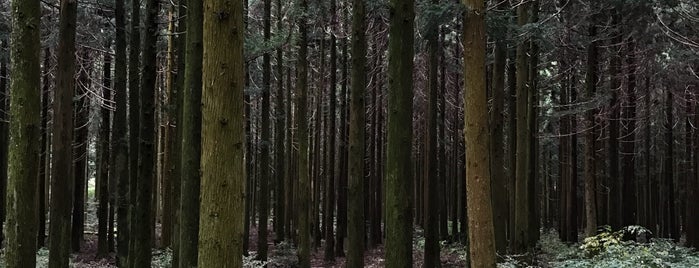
xmin=3 ymin=205 xmax=699 ymax=267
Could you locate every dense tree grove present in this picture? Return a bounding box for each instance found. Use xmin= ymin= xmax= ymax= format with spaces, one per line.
xmin=0 ymin=0 xmax=698 ymax=267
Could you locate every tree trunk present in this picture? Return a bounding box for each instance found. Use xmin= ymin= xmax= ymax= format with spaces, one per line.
xmin=273 ymin=0 xmax=286 ymax=244
xmin=347 ymin=0 xmax=366 ymax=265
xmin=256 ymin=0 xmax=272 ymax=260
xmin=622 ymin=40 xmax=637 ymax=227
xmin=385 ymin=0 xmax=414 ymax=265
xmin=197 ymin=0 xmax=245 ymax=266
xmin=38 ymin=48 xmax=50 ymax=249
xmin=295 ymin=0 xmax=311 ymax=266
xmin=463 ymin=0 xmax=497 ymax=266
xmin=514 ymin=0 xmax=531 ymax=251
xmin=607 ymin=9 xmax=622 ymax=230
xmin=113 ymin=0 xmax=130 ymax=265
xmin=424 ymin=0 xmax=441 ymax=266
xmin=324 ymin=0 xmax=338 ymax=260
xmin=4 ymin=1 xmax=41 ymax=266
xmin=490 ymin=8 xmax=508 ymax=253
xmin=98 ymin=40 xmax=113 ymax=257
xmin=49 ymin=0 xmax=78 ymax=266
xmin=178 ymin=0 xmax=203 ymax=266
xmin=0 ymin=39 xmax=8 ymax=248
xmin=583 ymin=3 xmax=599 ymax=237
xmin=127 ymin=0 xmax=142 ymax=263
xmin=132 ymin=0 xmax=160 ymax=265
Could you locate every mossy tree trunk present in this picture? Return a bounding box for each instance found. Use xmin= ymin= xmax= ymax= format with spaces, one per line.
xmin=0 ymin=39 xmax=8 ymax=248
xmin=197 ymin=0 xmax=245 ymax=266
xmin=48 ymin=0 xmax=78 ymax=266
xmin=385 ymin=0 xmax=414 ymax=266
xmin=4 ymin=0 xmax=41 ymax=266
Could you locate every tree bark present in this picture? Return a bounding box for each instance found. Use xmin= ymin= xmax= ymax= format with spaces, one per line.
xmin=197 ymin=0 xmax=245 ymax=266
xmin=463 ymin=0 xmax=497 ymax=266
xmin=132 ymin=0 xmax=160 ymax=265
xmin=295 ymin=0 xmax=311 ymax=266
xmin=49 ymin=0 xmax=78 ymax=266
xmin=5 ymin=0 xmax=41 ymax=266
xmin=98 ymin=40 xmax=113 ymax=257
xmin=385 ymin=0 xmax=415 ymax=266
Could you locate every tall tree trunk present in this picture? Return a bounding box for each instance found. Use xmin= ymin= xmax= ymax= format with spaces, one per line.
xmin=583 ymin=3 xmax=599 ymax=237
xmin=689 ymin=83 xmax=699 ymax=247
xmin=161 ymin=3 xmax=178 ymax=248
xmin=0 ymin=39 xmax=8 ymax=248
xmin=295 ymin=0 xmax=311 ymax=265
xmin=527 ymin=0 xmax=540 ymax=244
xmin=490 ymin=6 xmax=508 ymax=253
xmin=622 ymin=40 xmax=637 ymax=227
xmin=127 ymin=0 xmax=142 ymax=263
xmin=463 ymin=0 xmax=497 ymax=265
xmin=256 ymin=0 xmax=272 ymax=260
xmin=197 ymin=0 xmax=245 ymax=266
xmin=663 ymin=77 xmax=677 ymax=240
xmin=347 ymin=0 xmax=366 ymax=265
xmin=178 ymin=0 xmax=203 ymax=266
xmin=513 ymin=0 xmax=531 ymax=251
xmin=98 ymin=41 xmax=113 ymax=257
xmin=385 ymin=0 xmax=414 ymax=265
xmin=4 ymin=1 xmax=41 ymax=266
xmin=273 ymin=0 xmax=286 ymax=244
xmin=324 ymin=0 xmax=338 ymax=260
xmin=132 ymin=0 xmax=160 ymax=265
xmin=607 ymin=9 xmax=622 ymax=230
xmin=113 ymin=0 xmax=130 ymax=265
xmin=38 ymin=48 xmax=50 ymax=249
xmin=335 ymin=2 xmax=349 ymax=255
xmin=424 ymin=0 xmax=441 ymax=266
xmin=71 ymin=51 xmax=90 ymax=253
xmin=48 ymin=0 xmax=78 ymax=266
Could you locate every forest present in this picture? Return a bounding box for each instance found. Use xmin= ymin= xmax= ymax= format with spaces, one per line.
xmin=0 ymin=0 xmax=698 ymax=267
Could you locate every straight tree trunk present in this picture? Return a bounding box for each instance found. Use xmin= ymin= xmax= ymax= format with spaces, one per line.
xmin=622 ymin=41 xmax=637 ymax=227
xmin=490 ymin=13 xmax=508 ymax=254
xmin=513 ymin=0 xmax=531 ymax=252
xmin=197 ymin=0 xmax=245 ymax=266
xmin=424 ymin=0 xmax=441 ymax=266
xmin=583 ymin=3 xmax=599 ymax=237
xmin=346 ymin=0 xmax=366 ymax=265
xmin=132 ymin=0 xmax=160 ymax=265
xmin=4 ymin=1 xmax=41 ymax=266
xmin=527 ymin=0 xmax=541 ymax=245
xmin=127 ymin=0 xmax=142 ymax=263
xmin=161 ymin=4 xmax=178 ymax=248
xmin=663 ymin=77 xmax=677 ymax=240
xmin=324 ymin=0 xmax=338 ymax=260
xmin=0 ymin=39 xmax=8 ymax=248
xmin=113 ymin=0 xmax=130 ymax=265
xmin=273 ymin=0 xmax=286 ymax=243
xmin=38 ymin=48 xmax=50 ymax=249
xmin=335 ymin=2 xmax=350 ymax=255
xmin=463 ymin=0 xmax=497 ymax=266
xmin=98 ymin=41 xmax=113 ymax=257
xmin=178 ymin=0 xmax=203 ymax=266
xmin=48 ymin=0 xmax=78 ymax=266
xmin=295 ymin=0 xmax=311 ymax=265
xmin=257 ymin=0 xmax=272 ymax=260
xmin=72 ymin=51 xmax=90 ymax=253
xmin=385 ymin=0 xmax=415 ymax=266
xmin=607 ymin=9 xmax=622 ymax=230
xmin=689 ymin=83 xmax=699 ymax=247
